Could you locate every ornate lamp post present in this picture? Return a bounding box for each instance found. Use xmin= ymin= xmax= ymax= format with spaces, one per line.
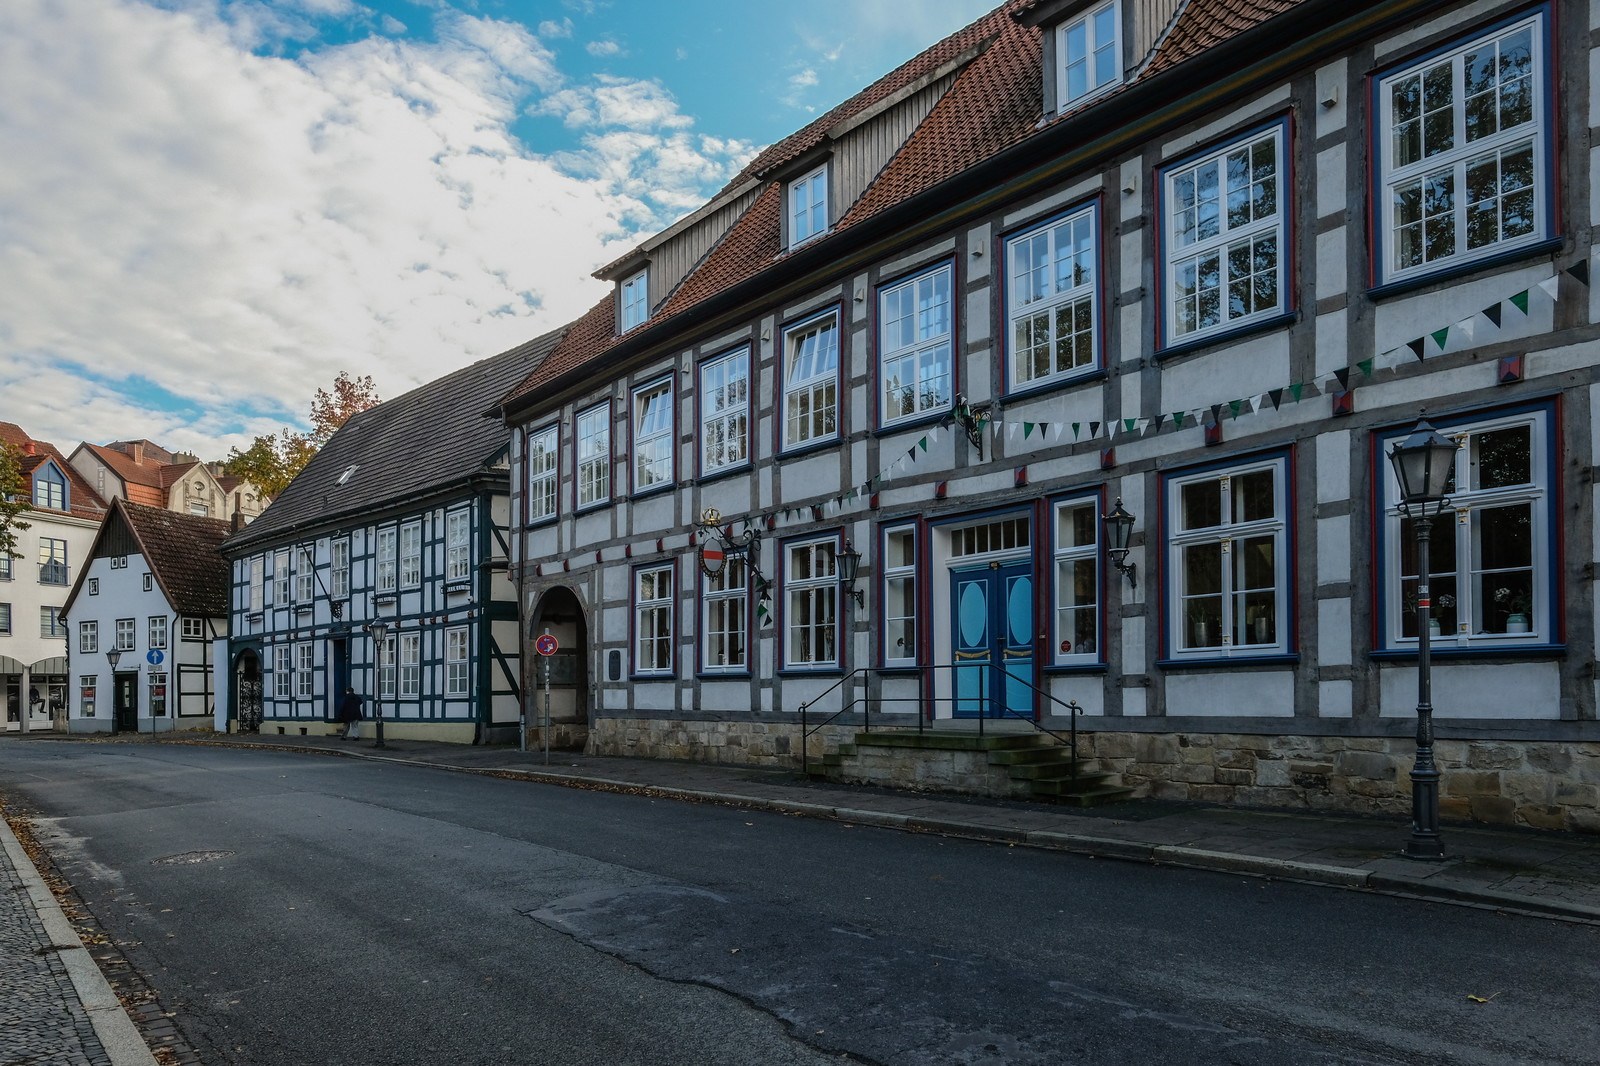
xmin=1101 ymin=498 xmax=1138 ymax=588
xmin=1387 ymin=418 xmax=1456 ymax=860
xmin=837 ymin=540 xmax=864 ymax=608
xmin=366 ymin=621 xmax=389 ymax=749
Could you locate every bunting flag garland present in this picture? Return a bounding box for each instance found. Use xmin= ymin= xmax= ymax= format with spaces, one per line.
xmin=1568 ymin=260 xmax=1589 ymax=286
xmin=1509 ymin=289 xmax=1530 ymax=314
xmin=1537 ymin=276 xmax=1560 ymax=302
xmin=1482 ymin=302 xmax=1503 ymax=328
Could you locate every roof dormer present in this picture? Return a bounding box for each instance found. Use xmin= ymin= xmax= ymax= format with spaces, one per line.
xmin=31 ymin=458 xmax=68 ymax=512
xmin=1020 ymin=0 xmax=1180 ymax=115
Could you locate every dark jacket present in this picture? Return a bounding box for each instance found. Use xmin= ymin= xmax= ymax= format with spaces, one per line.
xmin=337 ymin=692 xmax=365 ymax=723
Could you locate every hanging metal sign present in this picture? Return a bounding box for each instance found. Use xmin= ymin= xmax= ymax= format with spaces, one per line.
xmin=700 ymin=542 xmax=726 ymax=577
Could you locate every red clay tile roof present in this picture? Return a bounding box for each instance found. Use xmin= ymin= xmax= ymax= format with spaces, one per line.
xmin=80 ymin=441 xmax=169 ymax=490
xmin=1146 ymin=0 xmax=1302 ymax=75
xmin=157 ymin=461 xmax=199 ymax=492
xmin=3 ymin=423 xmax=107 ymax=521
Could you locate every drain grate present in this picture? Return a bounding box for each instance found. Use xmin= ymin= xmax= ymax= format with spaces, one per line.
xmin=151 ymin=850 xmax=234 ymax=865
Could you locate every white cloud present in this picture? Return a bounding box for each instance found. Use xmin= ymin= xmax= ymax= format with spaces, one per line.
xmin=537 ymin=17 xmax=572 ymax=38
xmin=0 ymin=0 xmax=750 ymax=458
xmin=585 ymin=38 xmax=622 ymax=57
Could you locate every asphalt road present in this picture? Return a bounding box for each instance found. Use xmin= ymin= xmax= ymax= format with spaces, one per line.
xmin=1 ymin=741 xmax=1597 ymax=1066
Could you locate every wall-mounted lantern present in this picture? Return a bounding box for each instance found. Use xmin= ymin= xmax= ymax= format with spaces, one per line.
xmin=1102 ymin=497 xmax=1137 ymax=589
xmin=837 ymin=540 xmax=864 ymax=608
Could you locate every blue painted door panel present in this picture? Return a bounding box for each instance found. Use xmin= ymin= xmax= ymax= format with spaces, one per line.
xmin=950 ymin=562 xmax=1035 ymax=719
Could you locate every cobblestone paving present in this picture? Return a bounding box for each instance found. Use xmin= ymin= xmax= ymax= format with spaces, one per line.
xmin=0 ymin=831 xmax=113 ymax=1066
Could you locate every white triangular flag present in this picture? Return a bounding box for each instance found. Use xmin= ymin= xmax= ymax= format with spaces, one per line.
xmin=1537 ymin=275 xmax=1560 ymax=301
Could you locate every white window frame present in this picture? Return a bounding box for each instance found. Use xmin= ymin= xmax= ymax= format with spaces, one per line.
xmin=700 ymin=556 xmax=748 ymax=673
xmin=699 ymin=347 xmax=750 ymax=475
xmin=445 ymin=627 xmax=469 ymax=696
xmin=148 ymin=615 xmax=167 ymax=650
xmin=1164 ymin=455 xmax=1291 ymax=659
xmin=80 ymin=675 xmax=96 ymax=717
xmin=1006 ymin=205 xmax=1099 ymax=390
xmin=632 ymin=378 xmax=674 ymax=492
xmin=376 ymin=527 xmax=397 ymax=593
xmin=789 ymin=164 xmax=828 ymax=246
xmin=620 ymin=269 xmax=649 ymax=331
xmin=182 ymin=617 xmax=205 ymax=639
xmin=79 ymin=620 xmax=97 ymax=652
xmin=446 ymin=510 xmax=471 ymax=582
xmin=1052 ymin=495 xmax=1101 ymax=665
xmin=1161 ymin=122 xmax=1287 ymax=346
xmin=1056 ymin=0 xmax=1121 ymax=109
xmin=399 ymin=633 xmax=420 ymax=698
xmin=88 ymin=578 xmax=98 ymax=595
xmin=294 ymin=545 xmax=314 ymax=603
xmin=879 ymin=264 xmax=954 ymax=426
xmin=1376 ymin=12 xmax=1548 ymax=286
xmin=785 ymin=537 xmax=839 ymax=669
xmin=400 ymin=520 xmax=422 ymax=589
xmin=148 ymin=671 xmax=168 ymax=717
xmin=249 ymin=557 xmax=264 ymax=614
xmin=576 ymin=403 xmax=611 ymax=508
xmin=881 ymin=525 xmax=918 ymax=667
xmin=525 ymin=424 xmax=559 ymax=523
xmin=274 ymin=644 xmax=293 ymax=699
xmin=782 ymin=311 xmax=841 ymax=450
xmin=633 ymin=564 xmax=675 ymax=677
xmin=330 ymin=538 xmax=350 ymax=599
xmin=272 ymin=550 xmax=289 ymax=604
xmin=377 ymin=635 xmax=396 ymax=699
xmin=1379 ymin=406 xmax=1553 ymax=651
xmin=296 ymin=643 xmax=314 ymax=698
xmin=115 ymin=617 xmax=135 ymax=652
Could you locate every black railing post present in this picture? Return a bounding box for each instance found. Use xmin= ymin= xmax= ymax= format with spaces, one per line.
xmin=800 ymin=702 xmax=808 ymax=776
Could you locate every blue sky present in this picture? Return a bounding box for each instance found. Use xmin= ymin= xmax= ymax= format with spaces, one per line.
xmin=0 ymin=0 xmax=997 ymax=460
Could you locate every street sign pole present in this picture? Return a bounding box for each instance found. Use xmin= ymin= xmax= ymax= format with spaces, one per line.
xmin=543 ymin=628 xmax=552 ymax=767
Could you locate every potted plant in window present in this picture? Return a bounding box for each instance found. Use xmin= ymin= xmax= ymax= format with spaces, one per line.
xmin=1186 ymin=603 xmax=1211 ymax=647
xmin=1403 ymin=590 xmax=1455 ymax=637
xmin=1495 ymin=587 xmax=1533 ymax=633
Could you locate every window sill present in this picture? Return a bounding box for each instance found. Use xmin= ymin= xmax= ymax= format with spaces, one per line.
xmin=1002 ymin=367 xmax=1107 ymax=404
xmin=1369 ymin=237 xmax=1563 ymax=301
xmin=574 ymin=500 xmax=613 ymax=517
xmin=777 ymin=438 xmax=841 ymax=462
xmin=874 ymin=408 xmax=952 ymax=438
xmin=524 ymin=515 xmax=559 ymax=531
xmin=696 ymin=669 xmax=753 ymax=680
xmin=1042 ymin=662 xmax=1108 ymax=675
xmin=696 ymin=462 xmax=753 ymax=486
xmin=629 ymin=671 xmax=677 ymax=682
xmin=445 ymin=580 xmax=471 ymax=593
xmin=629 ymin=483 xmax=676 ymax=502
xmin=1157 ymin=652 xmax=1299 ymax=670
xmin=777 ymin=666 xmax=845 ymax=678
xmin=876 ymin=664 xmax=921 ymax=674
xmin=1371 ymin=642 xmax=1565 ymax=662
xmin=1157 ymin=309 xmax=1296 ymax=360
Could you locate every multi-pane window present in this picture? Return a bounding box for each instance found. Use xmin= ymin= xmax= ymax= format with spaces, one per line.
xmin=330 ymin=538 xmax=350 ymax=599
xmin=1377 ymin=13 xmax=1547 ymax=285
xmin=783 ymin=312 xmax=840 ymax=449
xmin=0 ymin=602 xmax=10 ymax=636
xmin=445 ymin=627 xmax=469 ymax=696
xmin=143 ymin=573 xmax=153 ymax=592
xmin=115 ymin=617 xmax=136 ymax=651
xmin=1163 ymin=124 xmax=1286 ymax=344
xmin=633 ymin=379 xmax=674 ymax=491
xmin=80 ymin=676 xmax=95 ymax=717
xmin=790 ymin=165 xmax=828 ymax=245
xmin=1165 ymin=456 xmax=1289 ymax=657
xmin=1057 ymin=0 xmax=1120 ymax=108
xmin=879 ymin=265 xmax=953 ymax=425
xmin=376 ymin=527 xmax=397 ymax=593
xmin=271 ymin=550 xmax=288 ymax=604
xmin=699 ymin=348 xmax=749 ymax=475
xmin=1379 ymin=407 xmax=1553 ymax=649
xmin=400 ymin=521 xmax=422 ymax=588
xmin=620 ymin=269 xmax=649 ymax=331
xmin=1053 ymin=497 xmax=1100 ymax=663
xmin=182 ymin=617 xmax=205 ymax=639
xmin=79 ymin=620 xmax=97 ymax=653
xmin=0 ymin=554 xmax=10 ymax=579
xmin=33 ymin=465 xmax=66 ymax=510
xmin=576 ymin=404 xmax=611 ymax=508
xmin=148 ymin=616 xmax=166 ymax=650
xmin=88 ymin=578 xmax=98 ymax=595
xmin=881 ymin=526 xmax=917 ymax=666
xmin=399 ymin=634 xmax=420 ymax=698
xmin=249 ymin=557 xmax=264 ymax=614
xmin=296 ymin=643 xmax=314 ymax=698
xmin=1008 ymin=206 xmax=1097 ymax=388
xmin=41 ymin=607 xmax=66 ymax=638
xmin=294 ymin=546 xmax=314 ymax=602
xmin=38 ymin=538 xmax=67 ymax=585
xmin=526 ymin=425 xmax=559 ymax=523
xmin=377 ymin=635 xmax=396 ymax=699
xmin=274 ymin=645 xmax=293 ymax=699
xmin=786 ymin=539 xmax=839 ymax=668
xmin=701 ymin=557 xmax=748 ymax=672
xmin=634 ymin=565 xmax=674 ymax=675
xmin=148 ymin=672 xmax=168 ymax=717
xmin=446 ymin=510 xmax=470 ymax=582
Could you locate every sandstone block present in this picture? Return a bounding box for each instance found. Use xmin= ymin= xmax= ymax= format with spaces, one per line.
xmin=1527 ymin=746 xmax=1574 ymax=774
xmin=1337 ymin=751 xmax=1397 ymax=781
xmin=1255 ymin=760 xmax=1291 ymax=787
xmin=1445 ymin=771 xmax=1501 ymax=798
xmin=1517 ymin=804 xmax=1566 ymax=830
xmin=1138 ymin=735 xmax=1182 ymax=764
xmin=1469 ymin=795 xmax=1516 ymax=824
xmin=1214 ymin=748 xmax=1258 ymax=770
xmin=1215 ymin=767 xmax=1253 ymax=786
xmin=1466 ymin=742 xmax=1522 ymax=770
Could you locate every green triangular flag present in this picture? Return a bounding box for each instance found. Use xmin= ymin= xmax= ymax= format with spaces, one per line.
xmin=1357 ymin=358 xmax=1374 ymax=377
xmin=918 ymin=436 xmax=929 ymax=452
xmin=1228 ymin=399 xmax=1242 ymax=419
xmin=1431 ymin=327 xmax=1450 ymax=350
xmin=1289 ymin=383 xmax=1304 ymax=402
xmin=1510 ymin=289 xmax=1530 ymax=314
xmin=1124 ymin=418 xmax=1137 ymax=434
xmin=1172 ymin=412 xmax=1186 ymax=428
xmin=1023 ymin=422 xmax=1036 ymax=439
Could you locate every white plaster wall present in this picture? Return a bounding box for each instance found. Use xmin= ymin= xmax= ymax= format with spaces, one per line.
xmin=1122 ymin=687 xmax=1147 ymax=716
xmin=1319 ymin=679 xmax=1352 ymax=718
xmin=1165 ymin=670 xmax=1294 ymax=717
xmin=1159 ymin=333 xmax=1290 ymax=410
xmin=1315 ymin=516 xmax=1351 ymax=587
xmin=1000 ymin=175 xmax=1102 ymax=229
xmin=1318 ymin=599 xmax=1352 ymax=668
xmin=1379 ymin=661 xmax=1561 ymax=719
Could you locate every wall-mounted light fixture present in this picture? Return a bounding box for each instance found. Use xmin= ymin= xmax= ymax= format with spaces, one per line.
xmin=1102 ymin=497 xmax=1137 ymax=589
xmin=106 ymin=649 xmax=122 ymax=670
xmin=837 ymin=539 xmax=864 ymax=608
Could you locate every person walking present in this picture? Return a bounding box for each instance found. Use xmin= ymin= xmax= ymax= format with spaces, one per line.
xmin=336 ymin=686 xmax=365 ymax=740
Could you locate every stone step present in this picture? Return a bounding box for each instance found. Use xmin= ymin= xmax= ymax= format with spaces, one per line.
xmin=851 ymin=730 xmax=1045 ymax=752
xmin=987 ymin=746 xmax=1083 ymax=766
xmin=1007 ymin=764 xmax=1116 ymax=785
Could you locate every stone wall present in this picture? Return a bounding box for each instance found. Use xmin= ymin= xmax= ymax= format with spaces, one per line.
xmin=1077 ymin=732 xmax=1600 ymax=833
xmin=588 ymin=717 xmax=850 ymax=765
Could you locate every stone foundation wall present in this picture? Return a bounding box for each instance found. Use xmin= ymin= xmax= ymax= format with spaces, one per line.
xmin=588 ymin=717 xmax=848 ymax=764
xmin=831 ymin=745 xmax=1033 ymax=799
xmin=1077 ymin=732 xmax=1600 ymax=833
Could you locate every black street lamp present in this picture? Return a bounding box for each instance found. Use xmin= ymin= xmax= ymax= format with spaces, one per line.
xmin=367 ymin=620 xmax=389 ymax=749
xmin=837 ymin=540 xmax=864 ymax=608
xmin=1102 ymin=498 xmax=1138 ymax=589
xmin=1387 ymin=417 xmax=1456 ymax=861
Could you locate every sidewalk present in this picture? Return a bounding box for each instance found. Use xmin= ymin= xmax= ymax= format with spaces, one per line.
xmin=34 ymin=728 xmax=1600 ymax=924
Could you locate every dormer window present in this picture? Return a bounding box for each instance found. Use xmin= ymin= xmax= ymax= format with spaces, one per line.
xmin=620 ymin=269 xmax=649 ymax=331
xmin=1057 ymin=0 xmax=1121 ymax=109
xmin=789 ymin=165 xmax=829 ymax=246
xmin=32 ymin=462 xmax=67 ymax=511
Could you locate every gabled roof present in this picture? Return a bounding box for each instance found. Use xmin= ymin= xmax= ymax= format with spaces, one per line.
xmin=157 ymin=461 xmax=200 ymax=491
xmin=498 ymin=0 xmax=1310 ymax=416
xmin=76 ymin=441 xmax=169 ymax=489
xmin=224 ymin=325 xmax=567 ymax=553
xmin=2 ymin=422 xmax=107 ymax=521
xmin=63 ymin=498 xmax=233 ymax=618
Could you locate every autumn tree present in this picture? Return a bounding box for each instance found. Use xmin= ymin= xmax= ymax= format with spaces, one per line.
xmin=0 ymin=443 xmax=32 ymax=563
xmin=224 ymin=372 xmax=380 ymax=498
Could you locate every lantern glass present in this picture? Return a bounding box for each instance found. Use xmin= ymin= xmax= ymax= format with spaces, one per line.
xmin=1389 ymin=419 xmax=1456 ymax=508
xmin=1102 ymin=498 xmax=1135 ymax=556
xmin=369 ymin=622 xmax=390 ymax=644
xmin=837 ymin=540 xmax=861 ymax=589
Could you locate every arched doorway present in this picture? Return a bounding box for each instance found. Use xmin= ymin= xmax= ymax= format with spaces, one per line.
xmin=234 ymin=649 xmax=263 ymax=734
xmin=528 ymin=586 xmax=589 ymax=751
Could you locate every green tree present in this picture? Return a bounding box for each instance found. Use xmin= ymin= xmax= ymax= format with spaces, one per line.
xmin=0 ymin=443 xmax=33 ymax=562
xmin=224 ymin=373 xmax=380 ymax=498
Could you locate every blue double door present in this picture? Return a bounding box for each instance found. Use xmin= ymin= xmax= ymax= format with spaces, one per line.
xmin=951 ymin=561 xmax=1035 ymax=720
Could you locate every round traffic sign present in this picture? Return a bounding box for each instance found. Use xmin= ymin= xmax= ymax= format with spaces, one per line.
xmin=534 ymin=634 xmax=559 ymax=656
xmin=146 ymin=649 xmax=165 ymax=666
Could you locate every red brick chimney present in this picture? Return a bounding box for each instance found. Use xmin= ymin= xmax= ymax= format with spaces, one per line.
xmin=128 ymin=442 xmax=143 ymax=463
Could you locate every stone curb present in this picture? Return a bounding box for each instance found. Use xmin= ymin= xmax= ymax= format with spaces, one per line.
xmin=0 ymin=814 xmax=160 ymax=1066
xmin=112 ymin=737 xmax=1600 ymax=924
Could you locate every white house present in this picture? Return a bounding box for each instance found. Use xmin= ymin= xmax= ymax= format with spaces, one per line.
xmin=60 ymin=498 xmax=231 ymax=734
